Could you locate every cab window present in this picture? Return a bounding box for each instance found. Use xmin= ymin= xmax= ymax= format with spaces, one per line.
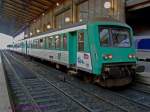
xmin=100 ymin=28 xmax=109 ymax=47
xmin=112 ymin=29 xmax=131 ymax=47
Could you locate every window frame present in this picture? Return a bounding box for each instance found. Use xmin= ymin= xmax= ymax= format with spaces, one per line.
xmin=78 ymin=31 xmax=85 ymax=52
xmin=99 ymin=26 xmax=132 ymax=48
xmin=99 ymin=27 xmax=111 ymax=47
xmin=111 ymin=28 xmax=132 ymax=48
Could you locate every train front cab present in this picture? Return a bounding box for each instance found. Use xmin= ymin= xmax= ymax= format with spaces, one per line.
xmin=87 ymin=22 xmax=136 ymax=87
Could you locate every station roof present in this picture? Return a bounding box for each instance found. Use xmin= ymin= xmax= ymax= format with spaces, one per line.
xmin=0 ymin=0 xmax=60 ymax=36
xmin=126 ymin=0 xmax=150 ymax=11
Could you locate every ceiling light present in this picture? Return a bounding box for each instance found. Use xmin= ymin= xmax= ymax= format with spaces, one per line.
xmin=56 ymin=2 xmax=60 ymax=6
xmin=79 ymin=19 xmax=83 ymax=22
xmin=30 ymin=32 xmax=32 ymax=36
xmin=65 ymin=17 xmax=71 ymax=23
xmin=36 ymin=29 xmax=40 ymax=33
xmin=47 ymin=24 xmax=51 ymax=29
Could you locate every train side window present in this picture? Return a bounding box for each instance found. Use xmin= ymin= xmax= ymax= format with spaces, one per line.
xmin=39 ymin=38 xmax=44 ymax=49
xmin=27 ymin=41 xmax=30 ymax=48
xmin=48 ymin=37 xmax=53 ymax=49
xmin=55 ymin=35 xmax=61 ymax=49
xmin=33 ymin=40 xmax=38 ymax=48
xmin=78 ymin=32 xmax=84 ymax=51
xmin=100 ymin=28 xmax=109 ymax=47
xmin=63 ymin=34 xmax=67 ymax=50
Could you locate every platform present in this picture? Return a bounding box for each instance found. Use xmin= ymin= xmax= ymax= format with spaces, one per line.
xmin=0 ymin=55 xmax=12 ymax=112
xmin=137 ymin=61 xmax=150 ymax=85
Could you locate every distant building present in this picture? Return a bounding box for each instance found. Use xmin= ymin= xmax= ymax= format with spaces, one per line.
xmin=0 ymin=33 xmax=13 ymax=49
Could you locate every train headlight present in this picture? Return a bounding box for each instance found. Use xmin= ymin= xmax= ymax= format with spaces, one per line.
xmin=132 ymin=55 xmax=136 ymax=58
xmin=128 ymin=54 xmax=136 ymax=59
xmin=128 ymin=54 xmax=132 ymax=59
xmin=103 ymin=55 xmax=108 ymax=60
xmin=103 ymin=54 xmax=113 ymax=60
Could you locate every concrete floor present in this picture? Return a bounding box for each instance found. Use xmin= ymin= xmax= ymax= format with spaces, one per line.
xmin=138 ymin=61 xmax=150 ymax=72
xmin=0 ymin=56 xmax=12 ymax=112
xmin=137 ymin=61 xmax=150 ymax=84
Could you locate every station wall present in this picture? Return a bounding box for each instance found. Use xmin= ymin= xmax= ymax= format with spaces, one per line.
xmin=24 ymin=0 xmax=125 ymax=38
xmin=126 ymin=6 xmax=150 ymax=36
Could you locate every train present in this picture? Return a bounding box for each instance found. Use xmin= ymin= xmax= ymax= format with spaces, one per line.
xmin=8 ymin=20 xmax=137 ymax=87
xmin=135 ymin=36 xmax=150 ymax=61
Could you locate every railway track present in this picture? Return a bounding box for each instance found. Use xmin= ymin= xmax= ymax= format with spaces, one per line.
xmin=4 ymin=52 xmax=131 ymax=112
xmin=131 ymin=82 xmax=150 ymax=94
xmin=2 ymin=50 xmax=131 ymax=112
xmin=6 ymin=50 xmax=150 ymax=112
xmin=2 ymin=51 xmax=92 ymax=112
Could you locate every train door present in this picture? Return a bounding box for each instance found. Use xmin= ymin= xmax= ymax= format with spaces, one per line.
xmin=77 ymin=30 xmax=92 ymax=72
xmin=68 ymin=32 xmax=77 ymax=66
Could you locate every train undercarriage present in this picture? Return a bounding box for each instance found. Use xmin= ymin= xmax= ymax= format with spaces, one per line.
xmin=94 ymin=63 xmax=136 ymax=87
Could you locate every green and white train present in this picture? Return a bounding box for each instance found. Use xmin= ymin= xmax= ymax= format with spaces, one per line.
xmin=9 ymin=20 xmax=137 ymax=87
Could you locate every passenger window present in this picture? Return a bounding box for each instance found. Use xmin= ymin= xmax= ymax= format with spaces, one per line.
xmin=48 ymin=37 xmax=53 ymax=48
xmin=39 ymin=39 xmax=44 ymax=48
xmin=55 ymin=35 xmax=61 ymax=49
xmin=27 ymin=41 xmax=31 ymax=48
xmin=63 ymin=34 xmax=67 ymax=50
xmin=78 ymin=32 xmax=84 ymax=51
xmin=33 ymin=40 xmax=38 ymax=48
xmin=100 ymin=28 xmax=109 ymax=47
